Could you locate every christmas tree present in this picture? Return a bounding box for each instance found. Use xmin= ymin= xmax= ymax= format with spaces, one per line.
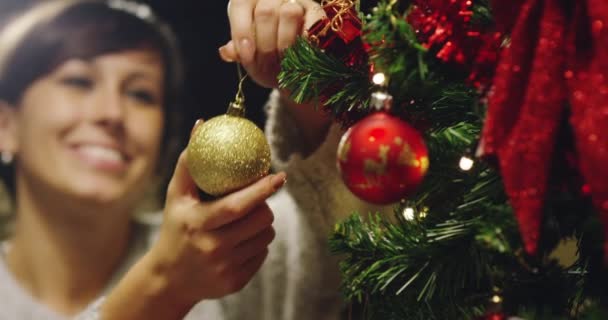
xmin=279 ymin=0 xmax=608 ymax=319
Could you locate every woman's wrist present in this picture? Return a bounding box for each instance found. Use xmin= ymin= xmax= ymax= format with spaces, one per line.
xmin=99 ymin=251 xmax=195 ymax=320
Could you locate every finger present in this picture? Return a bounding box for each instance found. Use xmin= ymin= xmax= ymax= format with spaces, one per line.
xmin=238 ymin=248 xmax=268 ymax=276
xmin=189 ymin=118 xmax=204 ymax=137
xmin=299 ymin=0 xmax=326 ymax=31
xmin=250 ymin=51 xmax=281 ymax=88
xmin=166 ymin=152 xmax=197 ymax=202
xmin=254 ymin=0 xmax=282 ymax=55
xmin=166 ymin=119 xmax=206 ymax=201
xmin=277 ymin=1 xmax=305 ymax=52
xmin=165 ymin=118 xmax=209 ymax=203
xmin=212 ymin=227 xmax=273 ymax=278
xmin=228 ymin=0 xmax=256 ymax=64
xmin=200 ymin=172 xmax=286 ymax=230
xmin=230 ymin=226 xmax=275 ymax=265
xmin=215 ymin=203 xmax=274 ymax=248
xmin=227 ymin=249 xmax=269 ymax=293
xmin=219 ymin=41 xmax=239 ymax=63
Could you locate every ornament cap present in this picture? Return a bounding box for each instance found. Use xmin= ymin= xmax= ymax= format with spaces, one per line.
xmin=370 ymin=90 xmax=393 ymax=111
xmin=227 ymin=100 xmax=245 ymax=117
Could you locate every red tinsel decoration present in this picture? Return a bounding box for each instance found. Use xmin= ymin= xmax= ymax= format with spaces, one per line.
xmin=406 ymin=0 xmax=503 ymax=88
xmin=479 ymin=0 xmax=608 ymax=256
xmin=407 ymin=0 xmax=474 ymax=63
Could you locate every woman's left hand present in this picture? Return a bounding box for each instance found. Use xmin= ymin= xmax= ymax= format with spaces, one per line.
xmin=220 ymin=0 xmax=326 ymax=88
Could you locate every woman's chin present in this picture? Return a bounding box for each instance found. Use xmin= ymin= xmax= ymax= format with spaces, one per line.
xmin=65 ymin=179 xmax=138 ymax=207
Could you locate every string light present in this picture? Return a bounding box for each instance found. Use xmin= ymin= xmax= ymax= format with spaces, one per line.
xmin=403 ymin=207 xmax=415 ymax=221
xmin=419 ymin=207 xmax=429 ymax=219
xmin=491 ymin=295 xmax=502 ymax=304
xmin=372 ymin=72 xmax=386 ymax=86
xmin=459 ymin=156 xmax=474 ymax=171
xmin=402 ymin=207 xmax=430 ymax=221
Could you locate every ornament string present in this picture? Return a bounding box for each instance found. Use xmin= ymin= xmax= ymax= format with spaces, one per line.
xmin=227 ymin=63 xmax=248 ymax=117
xmin=235 ymin=63 xmax=247 ymax=105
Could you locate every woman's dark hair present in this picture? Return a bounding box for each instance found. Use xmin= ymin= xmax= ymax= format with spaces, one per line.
xmin=0 ymin=0 xmax=186 ymax=199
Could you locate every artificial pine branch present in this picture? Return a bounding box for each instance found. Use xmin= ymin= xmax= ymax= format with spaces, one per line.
xmin=278 ymin=37 xmax=370 ymax=117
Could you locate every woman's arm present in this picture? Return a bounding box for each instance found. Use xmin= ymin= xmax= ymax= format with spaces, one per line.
xmin=75 ymin=255 xmax=186 ymax=320
xmin=94 ymin=254 xmax=190 ymax=320
xmin=77 ymin=150 xmax=286 ymax=320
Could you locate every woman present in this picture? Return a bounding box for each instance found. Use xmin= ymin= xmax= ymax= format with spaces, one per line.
xmin=0 ymin=1 xmax=384 ymax=319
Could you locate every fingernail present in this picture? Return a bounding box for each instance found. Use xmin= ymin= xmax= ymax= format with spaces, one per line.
xmin=270 ymin=172 xmax=287 ymax=191
xmin=218 ymin=46 xmax=234 ymax=62
xmin=190 ymin=118 xmax=203 ymax=137
xmin=238 ymin=38 xmax=254 ymax=64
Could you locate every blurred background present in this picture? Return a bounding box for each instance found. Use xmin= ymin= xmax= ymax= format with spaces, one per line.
xmin=0 ymin=0 xmax=271 ymax=138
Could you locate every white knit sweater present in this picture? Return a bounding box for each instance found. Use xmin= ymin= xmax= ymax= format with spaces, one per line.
xmin=0 ymin=90 xmax=387 ymax=320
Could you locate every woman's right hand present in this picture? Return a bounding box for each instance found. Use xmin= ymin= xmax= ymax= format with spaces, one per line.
xmin=150 ymin=148 xmax=285 ymax=302
xmin=100 ymin=139 xmax=285 ymax=320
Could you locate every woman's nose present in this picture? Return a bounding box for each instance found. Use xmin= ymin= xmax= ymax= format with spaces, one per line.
xmin=89 ymin=85 xmax=126 ymax=125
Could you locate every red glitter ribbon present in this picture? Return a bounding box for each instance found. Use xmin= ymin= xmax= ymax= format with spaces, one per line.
xmin=479 ymin=0 xmax=608 ymax=255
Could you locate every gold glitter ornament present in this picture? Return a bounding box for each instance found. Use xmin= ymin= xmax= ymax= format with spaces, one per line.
xmin=186 ymin=99 xmax=271 ymax=196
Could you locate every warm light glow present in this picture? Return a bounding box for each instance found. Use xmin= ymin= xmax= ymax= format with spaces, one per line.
xmin=403 ymin=207 xmax=415 ymax=221
xmin=459 ymin=156 xmax=474 ymax=171
xmin=372 ymin=73 xmax=386 ymax=86
xmin=491 ymin=295 xmax=502 ymax=304
xmin=419 ymin=208 xmax=428 ymax=219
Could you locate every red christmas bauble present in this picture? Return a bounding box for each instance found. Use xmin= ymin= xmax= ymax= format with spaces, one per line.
xmin=337 ymin=112 xmax=429 ymax=204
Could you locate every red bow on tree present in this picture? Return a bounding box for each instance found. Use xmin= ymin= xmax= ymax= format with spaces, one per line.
xmin=479 ymin=0 xmax=608 ymax=255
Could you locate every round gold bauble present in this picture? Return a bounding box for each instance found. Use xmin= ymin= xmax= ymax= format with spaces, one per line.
xmin=186 ymin=114 xmax=271 ymax=196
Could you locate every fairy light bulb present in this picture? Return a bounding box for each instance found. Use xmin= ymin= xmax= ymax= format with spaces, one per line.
xmin=459 ymin=156 xmax=474 ymax=171
xmin=403 ymin=207 xmax=415 ymax=221
xmin=491 ymin=294 xmax=502 ymax=304
xmin=419 ymin=207 xmax=429 ymax=219
xmin=372 ymin=72 xmax=386 ymax=86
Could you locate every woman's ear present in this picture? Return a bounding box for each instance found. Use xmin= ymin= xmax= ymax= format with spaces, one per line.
xmin=0 ymin=101 xmax=18 ymax=161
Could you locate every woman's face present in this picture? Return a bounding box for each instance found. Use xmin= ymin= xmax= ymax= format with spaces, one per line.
xmin=5 ymin=49 xmax=165 ymax=207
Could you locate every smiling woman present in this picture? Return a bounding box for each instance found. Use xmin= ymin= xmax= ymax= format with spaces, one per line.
xmin=0 ymin=1 xmax=189 ymax=316
xmin=0 ymin=0 xmax=184 ymax=199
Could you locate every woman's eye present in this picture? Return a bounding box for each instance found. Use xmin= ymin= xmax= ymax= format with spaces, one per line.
xmin=60 ymin=76 xmax=93 ymax=89
xmin=128 ymin=89 xmax=158 ymax=105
